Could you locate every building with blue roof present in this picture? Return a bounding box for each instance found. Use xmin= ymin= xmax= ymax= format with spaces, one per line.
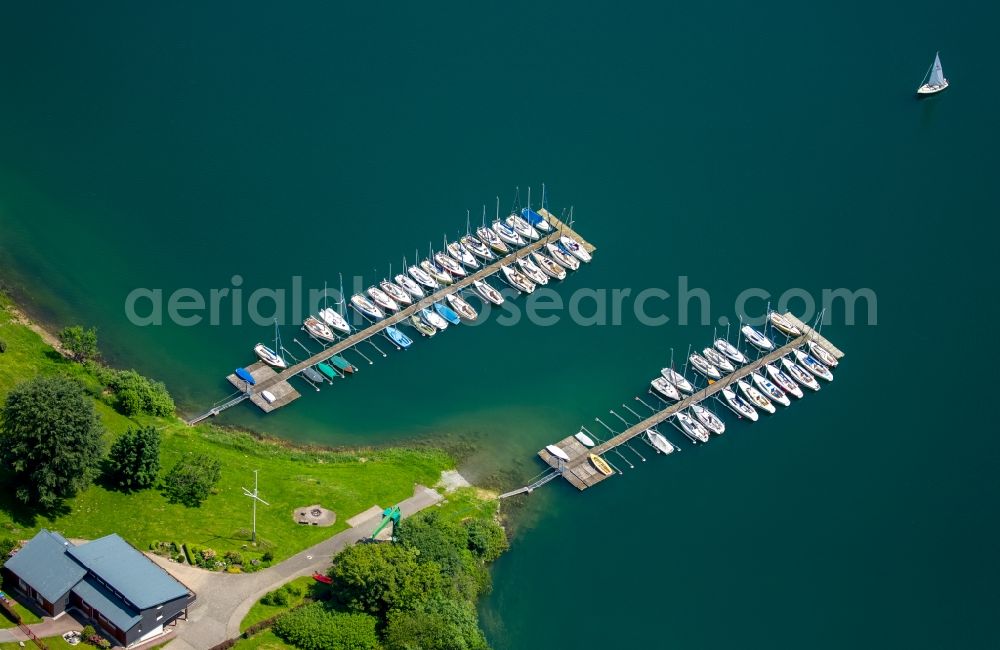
xmin=2 ymin=530 xmax=195 ymax=647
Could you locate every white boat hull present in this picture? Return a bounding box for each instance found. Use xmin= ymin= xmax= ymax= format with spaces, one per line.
xmin=645 ymin=429 xmax=675 ymax=454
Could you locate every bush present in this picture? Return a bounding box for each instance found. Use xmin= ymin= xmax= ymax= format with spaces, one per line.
xmin=106 ymin=425 xmax=161 ymax=491
xmin=0 ymin=339 xmax=7 ymax=353
xmin=81 ymin=625 xmax=95 ymax=640
xmin=103 ymin=369 xmax=174 ymax=417
xmin=58 ymin=325 xmax=98 ymax=362
xmin=262 ymin=550 xmax=274 ymax=563
xmin=0 ymin=538 xmax=16 ymax=566
xmin=224 ymin=550 xmax=243 ymax=565
xmin=163 ymin=453 xmax=221 ymax=507
xmin=272 ymin=604 xmax=379 ymax=650
xmin=465 ymin=519 xmax=509 ymax=563
xmin=261 ymin=589 xmax=290 ymax=607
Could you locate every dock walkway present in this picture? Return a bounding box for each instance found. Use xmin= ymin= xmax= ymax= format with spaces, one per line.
xmin=533 ymin=313 xmax=843 ymax=492
xmin=187 ymin=209 xmax=594 ymax=424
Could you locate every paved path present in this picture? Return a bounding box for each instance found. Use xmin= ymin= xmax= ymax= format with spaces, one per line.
xmin=0 ymin=611 xmax=82 ymax=643
xmin=162 ymin=485 xmax=442 ymax=650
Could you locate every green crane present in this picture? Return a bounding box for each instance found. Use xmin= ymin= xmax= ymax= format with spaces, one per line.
xmin=364 ymin=505 xmax=401 ymax=543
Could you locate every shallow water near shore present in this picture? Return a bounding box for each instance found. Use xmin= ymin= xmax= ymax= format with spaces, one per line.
xmin=2 ymin=2 xmax=999 ymax=648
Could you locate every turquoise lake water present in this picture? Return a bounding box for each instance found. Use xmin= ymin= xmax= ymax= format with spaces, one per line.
xmin=2 ymin=2 xmax=998 ymax=647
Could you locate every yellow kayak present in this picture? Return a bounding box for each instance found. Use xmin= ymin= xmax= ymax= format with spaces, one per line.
xmin=589 ymin=453 xmax=613 ymax=476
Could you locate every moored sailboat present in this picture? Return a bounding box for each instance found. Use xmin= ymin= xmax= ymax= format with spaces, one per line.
xmin=781 ymin=356 xmax=821 ymax=391
xmin=506 ymin=213 xmax=539 ymax=240
xmin=473 ymin=280 xmax=504 ymax=305
xmin=531 ymin=251 xmax=567 ymax=280
xmin=420 ymin=260 xmax=453 ymax=285
xmin=545 ymin=242 xmax=580 ymax=270
xmin=559 ymin=236 xmax=591 ymax=262
xmin=691 ymin=404 xmax=726 ymax=435
xmin=768 ymin=311 xmax=802 ymax=336
xmin=420 ymin=307 xmax=449 ymax=331
xmin=808 ymin=341 xmax=839 ymax=367
xmin=765 ymin=363 xmax=804 ymax=399
xmin=409 ymin=264 xmax=440 ymax=290
xmin=737 ymin=379 xmax=775 ymax=414
xmin=500 ymin=265 xmax=536 ymax=293
xmin=380 ymin=280 xmax=413 ymax=306
xmin=651 ymin=376 xmax=681 ymax=401
xmin=304 ymin=316 xmax=335 ymax=343
xmin=714 ymin=338 xmax=748 ymax=364
xmin=703 ymin=347 xmax=735 ymax=373
xmin=366 ymin=286 xmax=399 ymax=313
xmin=410 ymin=313 xmax=437 ymax=337
xmin=254 ymin=343 xmax=286 ymax=369
xmin=794 ymin=349 xmax=834 ymax=381
xmin=350 ymin=294 xmax=384 ymax=321
xmin=477 ymin=225 xmax=509 ymax=254
xmin=516 ymin=256 xmax=548 ymax=285
xmin=645 ymin=428 xmax=676 ymax=454
xmin=319 ymin=308 xmax=351 ymax=335
xmin=386 ymin=326 xmax=413 ymax=349
xmin=741 ymin=325 xmax=774 ymax=351
xmin=675 ymin=412 xmax=710 ymax=443
xmin=660 ymin=367 xmax=694 ymax=394
xmin=446 ymin=293 xmax=478 ymax=321
xmin=434 ymin=302 xmax=461 ymax=326
xmin=461 ymin=234 xmax=495 ymax=261
xmin=722 ymin=387 xmax=759 ymax=421
xmin=395 ymin=273 xmax=425 ymax=299
xmin=688 ymin=353 xmax=722 ymax=380
xmin=751 ymin=372 xmax=790 ymax=407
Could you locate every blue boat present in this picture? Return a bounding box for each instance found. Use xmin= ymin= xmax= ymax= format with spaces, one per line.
xmin=434 ymin=302 xmax=461 ymax=325
xmin=235 ymin=368 xmax=256 ymax=386
xmin=521 ymin=207 xmax=552 ymax=232
xmin=386 ymin=326 xmax=413 ymax=349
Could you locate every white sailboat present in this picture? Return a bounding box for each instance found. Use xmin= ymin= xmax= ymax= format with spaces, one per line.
xmin=751 ymin=372 xmax=790 ymax=407
xmin=714 ymin=338 xmax=748 ymax=364
xmin=688 ymin=353 xmax=722 ymax=380
xmin=531 ymin=251 xmax=567 ymax=280
xmin=768 ymin=311 xmax=802 ymax=336
xmin=722 ymin=387 xmax=759 ymax=421
xmin=420 ymin=307 xmax=449 ymax=331
xmin=473 ymin=280 xmax=504 ymax=305
xmin=319 ymin=307 xmax=351 ymax=335
xmin=408 ymin=264 xmax=440 ymax=290
xmin=478 ymin=225 xmax=509 ymax=254
xmin=395 ymin=273 xmax=425 ymax=299
xmin=500 ymin=265 xmax=536 ymax=293
xmin=691 ymin=404 xmax=726 ymax=435
xmin=651 ymin=376 xmax=681 ymax=401
xmin=447 ymin=241 xmax=479 ymax=269
xmin=808 ymin=341 xmax=839 ymax=367
xmin=492 ymin=220 xmax=525 ymax=246
xmin=794 ymin=349 xmax=834 ymax=381
xmin=781 ymin=356 xmax=821 ymax=391
xmin=741 ymin=325 xmax=775 ymax=351
xmin=367 ymin=286 xmax=399 ymax=312
xmin=660 ymin=367 xmax=694 ymax=394
xmin=506 ymin=213 xmax=539 ymax=240
xmin=645 ymin=429 xmax=675 ymax=454
xmin=916 ymin=52 xmax=949 ymax=96
xmin=380 ymin=280 xmax=413 ymax=306
xmin=703 ymin=347 xmax=735 ymax=373
xmin=675 ymin=412 xmax=710 ymax=443
xmin=765 ymin=363 xmax=804 ymax=399
xmin=446 ymin=293 xmax=478 ymax=321
xmin=738 ymin=379 xmax=776 ymax=414
xmin=546 ymin=242 xmax=580 ymax=270
xmin=516 ymin=256 xmax=549 ymax=285
xmin=461 ymin=234 xmax=495 ymax=261
xmin=559 ymin=236 xmax=591 ymax=262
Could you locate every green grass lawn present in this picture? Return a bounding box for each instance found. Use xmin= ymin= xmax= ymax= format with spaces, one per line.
xmin=232 ymin=629 xmax=295 ymax=650
xmin=239 ymin=576 xmax=322 ymax=633
xmin=0 ymin=295 xmax=453 ymax=565
xmin=0 ymin=597 xmax=44 ymax=629
xmin=0 ymin=635 xmax=76 ymax=650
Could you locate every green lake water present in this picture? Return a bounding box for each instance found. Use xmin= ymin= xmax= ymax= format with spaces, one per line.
xmin=2 ymin=2 xmax=998 ymax=648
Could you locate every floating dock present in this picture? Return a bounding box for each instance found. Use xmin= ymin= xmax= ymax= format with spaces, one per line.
xmin=187 ymin=207 xmax=594 ymax=424
xmin=533 ymin=313 xmax=844 ymax=492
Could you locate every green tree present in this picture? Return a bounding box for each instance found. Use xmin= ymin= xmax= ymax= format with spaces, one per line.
xmin=162 ymin=453 xmax=221 ymax=507
xmin=385 ymin=595 xmax=489 ymax=650
xmin=104 ymin=369 xmax=174 ymax=417
xmin=272 ymin=604 xmax=380 ymax=650
xmin=0 ymin=376 xmax=105 ymax=508
xmin=58 ymin=325 xmax=99 ymax=362
xmin=106 ymin=425 xmax=161 ymax=491
xmin=465 ymin=519 xmax=509 ymax=563
xmin=327 ymin=542 xmax=443 ymax=619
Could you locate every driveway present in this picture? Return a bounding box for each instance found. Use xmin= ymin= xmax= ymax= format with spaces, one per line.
xmin=161 ymin=484 xmax=442 ymax=650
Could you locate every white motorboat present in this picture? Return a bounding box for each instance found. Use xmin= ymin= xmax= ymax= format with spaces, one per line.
xmin=691 ymin=404 xmax=726 ymax=435
xmin=737 ymin=379 xmax=776 ymax=414
xmin=351 ymin=294 xmax=384 ymax=320
xmin=395 ymin=273 xmax=425 ymax=299
xmin=434 ymin=252 xmax=466 ymax=277
xmin=916 ymin=51 xmax=948 ymax=96
xmin=651 ymin=377 xmax=681 ymax=401
xmin=506 ymin=213 xmax=539 ymax=240
xmin=531 ymin=251 xmax=567 ymax=280
xmin=769 ymin=312 xmax=802 ymax=336
xmin=741 ymin=325 xmax=774 ymax=351
xmin=659 ymin=367 xmax=694 ymax=394
xmin=675 ymin=412 xmax=710 ymax=443
xmin=794 ymin=349 xmax=834 ymax=381
xmin=420 ymin=260 xmax=453 ymax=285
xmin=254 ymin=343 xmax=287 ymax=369
xmin=492 ymin=220 xmax=525 ymax=246
xmin=781 ymin=356 xmax=821 ymax=391
xmin=808 ymin=341 xmax=839 ymax=367
xmin=319 ymin=307 xmax=351 ymax=335
xmin=446 ymin=293 xmax=478 ymax=321
xmin=420 ymin=307 xmax=448 ymax=331
xmin=689 ymin=353 xmax=722 ymax=380
xmin=751 ymin=372 xmax=790 ymax=407
xmin=500 ymin=265 xmax=536 ymax=293
xmin=703 ymin=347 xmax=735 ymax=373
xmin=367 ymin=286 xmax=399 ymax=312
xmin=447 ymin=241 xmax=479 ymax=268
xmin=559 ymin=236 xmax=592 ymax=262
xmin=304 ymin=316 xmax=335 ymax=343
xmin=575 ymin=431 xmax=596 ymax=447
xmin=722 ymin=387 xmax=759 ymax=421
xmin=546 ymin=444 xmax=570 ymax=462
xmin=645 ymin=429 xmax=675 ymax=454
xmin=461 ymin=234 xmax=495 ymax=261
xmin=380 ymin=280 xmax=412 ymax=306
xmin=409 ymin=264 xmax=440 ymax=290
xmin=546 ymin=242 xmax=580 ymax=270
xmin=765 ymin=363 xmax=804 ymax=399
xmin=473 ymin=280 xmax=504 ymax=305
xmin=516 ymin=256 xmax=549 ymax=285
xmin=714 ymin=338 xmax=748 ymax=364
xmin=477 ymin=226 xmax=509 ymax=254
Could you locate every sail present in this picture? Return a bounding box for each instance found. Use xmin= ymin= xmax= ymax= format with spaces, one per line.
xmin=928 ymin=53 xmax=945 ymax=86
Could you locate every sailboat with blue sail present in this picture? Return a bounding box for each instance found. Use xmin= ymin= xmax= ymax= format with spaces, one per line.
xmin=917 ymin=52 xmax=948 ymax=96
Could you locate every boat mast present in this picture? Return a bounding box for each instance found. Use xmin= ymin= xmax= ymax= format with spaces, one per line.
xmin=495 ymin=196 xmax=500 ymax=224
xmin=273 ymin=319 xmax=285 ymax=363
